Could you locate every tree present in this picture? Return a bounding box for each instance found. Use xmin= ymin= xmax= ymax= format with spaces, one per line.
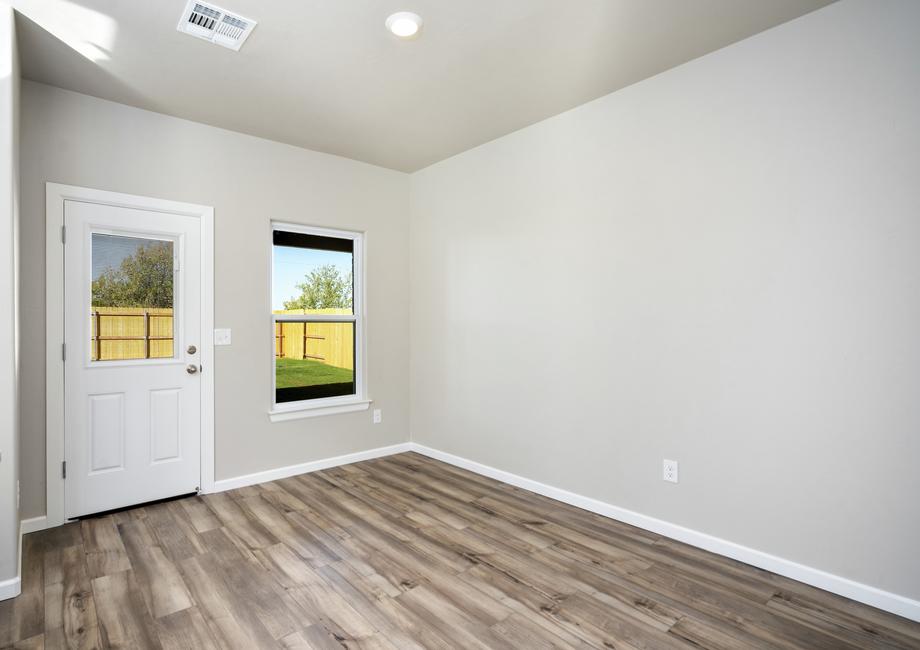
xmin=92 ymin=241 xmax=174 ymax=308
xmin=283 ymin=264 xmax=352 ymax=310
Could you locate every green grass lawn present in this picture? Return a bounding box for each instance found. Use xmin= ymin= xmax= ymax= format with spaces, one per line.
xmin=275 ymin=357 xmax=353 ymax=388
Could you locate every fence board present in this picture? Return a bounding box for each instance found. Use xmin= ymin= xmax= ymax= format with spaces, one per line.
xmin=90 ymin=306 xmax=355 ymax=371
xmin=273 ymin=308 xmax=354 ymax=371
xmin=91 ymin=307 xmax=174 ymax=361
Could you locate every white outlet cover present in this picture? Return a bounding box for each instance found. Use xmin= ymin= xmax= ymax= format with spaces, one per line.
xmin=373 ymin=409 xmax=382 ymax=424
xmin=214 ymin=328 xmax=232 ymax=345
xmin=663 ymin=459 xmax=679 ymax=483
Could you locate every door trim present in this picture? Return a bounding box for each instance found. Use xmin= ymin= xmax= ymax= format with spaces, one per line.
xmin=45 ymin=183 xmax=215 ymax=528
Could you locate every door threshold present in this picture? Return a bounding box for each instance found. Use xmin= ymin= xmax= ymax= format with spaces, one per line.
xmin=72 ymin=491 xmax=199 ymax=520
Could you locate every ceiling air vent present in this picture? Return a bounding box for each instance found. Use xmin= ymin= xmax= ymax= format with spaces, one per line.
xmin=177 ymin=0 xmax=257 ymax=51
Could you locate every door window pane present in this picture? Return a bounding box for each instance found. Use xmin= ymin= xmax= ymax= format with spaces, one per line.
xmin=275 ymin=321 xmax=355 ymax=403
xmin=91 ymin=233 xmax=175 ymax=361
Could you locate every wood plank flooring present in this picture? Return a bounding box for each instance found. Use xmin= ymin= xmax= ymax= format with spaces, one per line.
xmin=2 ymin=452 xmax=919 ymax=649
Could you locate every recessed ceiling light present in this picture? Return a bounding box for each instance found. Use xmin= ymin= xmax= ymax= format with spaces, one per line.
xmin=385 ymin=12 xmax=422 ymax=39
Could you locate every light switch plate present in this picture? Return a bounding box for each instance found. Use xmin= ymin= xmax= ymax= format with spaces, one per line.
xmin=214 ymin=328 xmax=232 ymax=345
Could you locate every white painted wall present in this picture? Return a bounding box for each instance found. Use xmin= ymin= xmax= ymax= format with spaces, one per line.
xmin=410 ymin=0 xmax=920 ymax=603
xmin=0 ymin=2 xmax=20 ymax=598
xmin=19 ymin=82 xmax=410 ymax=519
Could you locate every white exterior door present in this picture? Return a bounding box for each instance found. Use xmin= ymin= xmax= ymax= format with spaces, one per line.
xmin=64 ymin=200 xmax=201 ymax=518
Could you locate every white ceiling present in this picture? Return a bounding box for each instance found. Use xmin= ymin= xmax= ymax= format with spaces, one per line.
xmin=14 ymin=0 xmax=834 ymax=172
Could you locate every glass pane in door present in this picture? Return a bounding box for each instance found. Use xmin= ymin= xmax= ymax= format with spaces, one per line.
xmin=91 ymin=233 xmax=175 ymax=361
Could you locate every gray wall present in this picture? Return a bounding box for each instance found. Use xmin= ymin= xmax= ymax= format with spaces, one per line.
xmin=14 ymin=0 xmax=920 ymax=607
xmin=19 ymin=82 xmax=410 ymax=519
xmin=0 ymin=3 xmax=20 ymax=591
xmin=409 ymin=0 xmax=920 ymax=601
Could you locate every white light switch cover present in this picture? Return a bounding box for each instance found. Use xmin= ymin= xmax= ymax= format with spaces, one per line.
xmin=214 ymin=328 xmax=232 ymax=345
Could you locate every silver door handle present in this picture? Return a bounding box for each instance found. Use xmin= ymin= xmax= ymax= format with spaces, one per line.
xmin=186 ymin=364 xmax=199 ymax=374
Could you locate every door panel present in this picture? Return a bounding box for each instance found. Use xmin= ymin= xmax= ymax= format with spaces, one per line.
xmin=150 ymin=388 xmax=181 ymax=463
xmin=88 ymin=393 xmax=125 ymax=473
xmin=65 ymin=200 xmax=201 ymax=518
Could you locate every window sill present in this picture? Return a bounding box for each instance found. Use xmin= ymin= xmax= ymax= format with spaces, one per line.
xmin=268 ymin=399 xmax=371 ymax=422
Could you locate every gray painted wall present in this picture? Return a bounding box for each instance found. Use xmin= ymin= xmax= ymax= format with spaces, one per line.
xmin=409 ymin=0 xmax=920 ymax=601
xmin=19 ymin=82 xmax=410 ymax=519
xmin=0 ymin=3 xmax=20 ymax=592
xmin=13 ymin=0 xmax=919 ymax=608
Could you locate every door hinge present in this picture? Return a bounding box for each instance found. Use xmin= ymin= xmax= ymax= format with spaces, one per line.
xmin=62 ymin=461 xmax=67 ymax=479
xmin=61 ymin=225 xmax=66 ymax=244
xmin=62 ymin=342 xmax=66 ymax=361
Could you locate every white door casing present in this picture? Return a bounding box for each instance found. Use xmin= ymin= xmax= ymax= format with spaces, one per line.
xmin=46 ymin=184 xmax=214 ymax=526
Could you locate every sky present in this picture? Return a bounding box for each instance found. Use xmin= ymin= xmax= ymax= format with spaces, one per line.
xmin=273 ymin=245 xmax=353 ymax=310
xmin=93 ymin=235 xmax=352 ymax=310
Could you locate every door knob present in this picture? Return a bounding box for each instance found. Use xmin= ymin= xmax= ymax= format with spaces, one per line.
xmin=186 ymin=364 xmax=199 ymax=374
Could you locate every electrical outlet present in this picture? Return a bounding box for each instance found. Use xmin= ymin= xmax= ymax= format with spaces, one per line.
xmin=373 ymin=409 xmax=382 ymax=424
xmin=663 ymin=459 xmax=679 ymax=483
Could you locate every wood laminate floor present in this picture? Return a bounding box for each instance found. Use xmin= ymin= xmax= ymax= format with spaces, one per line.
xmin=2 ymin=452 xmax=919 ymax=649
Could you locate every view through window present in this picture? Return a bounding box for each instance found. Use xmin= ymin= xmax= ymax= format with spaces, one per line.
xmin=91 ymin=233 xmax=176 ymax=361
xmin=272 ymin=226 xmax=360 ymax=406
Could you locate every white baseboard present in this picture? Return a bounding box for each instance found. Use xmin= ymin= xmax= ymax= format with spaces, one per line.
xmin=211 ymin=442 xmax=413 ymax=492
xmin=16 ymin=443 xmax=415 ymax=537
xmin=0 ymin=575 xmax=20 ymax=600
xmin=15 ymin=439 xmax=919 ymax=622
xmin=20 ymin=516 xmax=49 ymax=535
xmin=407 ymin=443 xmax=920 ymax=623
xmin=0 ymin=519 xmax=27 ymax=602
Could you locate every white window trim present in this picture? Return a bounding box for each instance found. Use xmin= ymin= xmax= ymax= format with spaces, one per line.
xmin=269 ymin=399 xmax=371 ymax=422
xmin=268 ymin=221 xmax=368 ymax=421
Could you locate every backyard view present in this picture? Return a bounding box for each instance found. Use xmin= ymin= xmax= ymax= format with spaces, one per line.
xmin=273 ymin=236 xmax=356 ymax=403
xmin=274 ymin=357 xmax=353 ymax=389
xmin=90 ymin=234 xmax=175 ymax=361
xmin=90 ymin=231 xmax=356 ymax=400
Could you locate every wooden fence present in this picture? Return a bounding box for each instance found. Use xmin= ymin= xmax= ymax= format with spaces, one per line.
xmin=91 ymin=306 xmax=174 ymax=360
xmin=90 ymin=306 xmax=354 ymax=371
xmin=274 ymin=309 xmax=354 ymax=370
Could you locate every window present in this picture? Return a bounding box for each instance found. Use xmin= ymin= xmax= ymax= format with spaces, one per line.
xmin=90 ymin=232 xmax=177 ymax=362
xmin=270 ymin=223 xmax=365 ymax=418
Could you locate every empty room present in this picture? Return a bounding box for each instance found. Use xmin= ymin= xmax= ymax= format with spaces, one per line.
xmin=1 ymin=0 xmax=919 ymax=647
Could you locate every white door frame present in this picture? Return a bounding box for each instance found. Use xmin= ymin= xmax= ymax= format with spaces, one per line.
xmin=45 ymin=183 xmax=215 ymax=528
